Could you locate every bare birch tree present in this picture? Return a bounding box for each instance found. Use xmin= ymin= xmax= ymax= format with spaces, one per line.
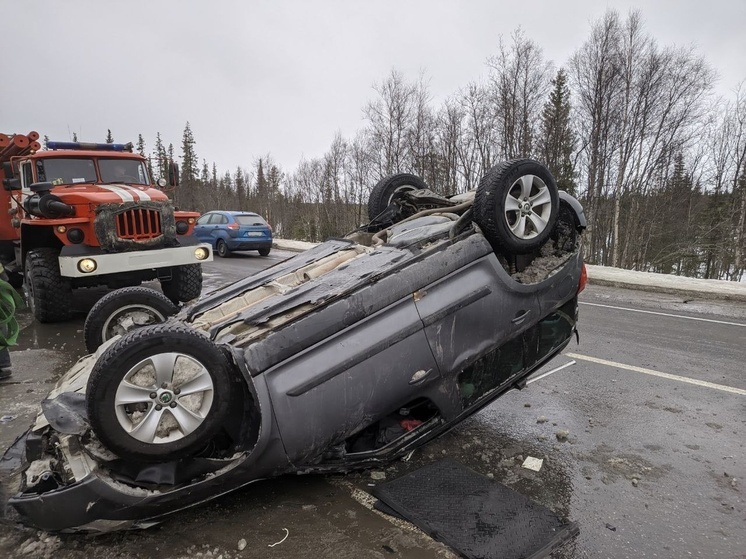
xmin=487 ymin=28 xmax=552 ymax=160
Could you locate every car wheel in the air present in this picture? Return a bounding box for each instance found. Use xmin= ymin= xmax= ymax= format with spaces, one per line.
xmin=86 ymin=323 xmax=233 ymax=462
xmin=473 ymin=159 xmax=559 ymax=254
xmin=367 ymin=173 xmax=428 ymax=222
xmin=83 ymin=286 xmax=179 ymax=354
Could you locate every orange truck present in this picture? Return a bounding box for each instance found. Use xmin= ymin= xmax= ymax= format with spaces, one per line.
xmin=0 ymin=131 xmax=212 ymax=322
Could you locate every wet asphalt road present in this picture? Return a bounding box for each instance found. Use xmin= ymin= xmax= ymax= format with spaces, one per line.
xmin=0 ymin=250 xmax=744 ymax=558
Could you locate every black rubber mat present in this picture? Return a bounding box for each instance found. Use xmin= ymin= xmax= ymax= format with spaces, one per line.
xmin=372 ymin=459 xmax=578 ymax=559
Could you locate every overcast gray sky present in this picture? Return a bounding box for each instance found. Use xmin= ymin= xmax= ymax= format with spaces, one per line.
xmin=2 ymin=0 xmax=744 ymax=175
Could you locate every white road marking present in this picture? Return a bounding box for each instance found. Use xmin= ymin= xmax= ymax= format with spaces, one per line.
xmin=526 ymin=360 xmax=576 ymax=385
xmin=580 ymin=301 xmax=746 ymax=327
xmin=566 ymin=353 xmax=746 ymax=396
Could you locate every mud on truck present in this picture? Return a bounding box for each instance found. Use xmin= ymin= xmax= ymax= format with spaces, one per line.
xmin=0 ymin=131 xmax=212 ymax=322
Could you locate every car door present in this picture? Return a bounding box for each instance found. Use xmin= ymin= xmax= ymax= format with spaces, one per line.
xmin=412 ymin=253 xmax=541 ymax=408
xmin=192 ymin=213 xmax=214 ymax=243
xmin=263 ymin=295 xmax=440 ymax=465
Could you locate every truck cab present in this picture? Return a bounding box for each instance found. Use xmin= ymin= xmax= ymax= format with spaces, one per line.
xmin=0 ymin=136 xmax=212 ymax=322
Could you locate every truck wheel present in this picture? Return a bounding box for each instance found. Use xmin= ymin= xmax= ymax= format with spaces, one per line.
xmin=473 ymin=159 xmax=559 ymax=254
xmin=24 ymin=248 xmax=74 ymax=323
xmin=86 ymin=323 xmax=233 ymax=462
xmin=160 ymin=264 xmax=202 ymax=304
xmin=84 ymin=287 xmax=180 ymax=354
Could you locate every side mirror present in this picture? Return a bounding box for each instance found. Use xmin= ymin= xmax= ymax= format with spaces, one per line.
xmin=168 ymin=162 xmax=180 ymax=187
xmin=2 ymin=162 xmax=15 ymax=179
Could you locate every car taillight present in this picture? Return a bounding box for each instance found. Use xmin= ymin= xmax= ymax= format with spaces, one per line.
xmin=578 ymin=263 xmax=588 ymax=294
xmin=227 ymin=223 xmax=240 ymax=230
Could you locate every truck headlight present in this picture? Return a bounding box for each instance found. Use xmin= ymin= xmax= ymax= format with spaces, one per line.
xmin=78 ymin=258 xmax=97 ymax=273
xmin=194 ymin=247 xmax=209 ymax=260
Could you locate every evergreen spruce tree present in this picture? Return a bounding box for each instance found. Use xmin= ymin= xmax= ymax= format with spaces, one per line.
xmin=538 ymin=69 xmax=577 ymax=194
xmin=235 ymin=168 xmax=246 ymax=210
xmin=136 ymin=134 xmax=146 ymax=156
xmin=255 ymin=158 xmax=268 ymax=215
xmin=153 ymin=133 xmax=168 ymax=180
xmin=179 ymin=123 xmax=198 ymax=210
xmin=136 ymin=134 xmax=153 ymax=178
xmin=105 ymin=129 xmax=114 ymax=144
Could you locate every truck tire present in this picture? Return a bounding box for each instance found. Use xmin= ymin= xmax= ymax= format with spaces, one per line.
xmin=24 ymin=248 xmax=74 ymax=323
xmin=86 ymin=323 xmax=233 ymax=462
xmin=473 ymin=159 xmax=559 ymax=255
xmin=84 ymin=286 xmax=179 ymax=353
xmin=160 ymin=264 xmax=202 ymax=304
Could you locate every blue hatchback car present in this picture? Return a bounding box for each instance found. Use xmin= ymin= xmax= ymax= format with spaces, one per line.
xmin=193 ymin=211 xmax=273 ymax=257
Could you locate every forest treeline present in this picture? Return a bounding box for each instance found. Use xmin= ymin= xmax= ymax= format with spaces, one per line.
xmin=102 ymin=10 xmax=746 ymax=281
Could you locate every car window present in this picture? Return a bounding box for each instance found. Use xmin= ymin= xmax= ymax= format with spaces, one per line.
xmin=216 ymin=214 xmax=229 ymax=224
xmin=235 ymin=214 xmax=267 ymax=226
xmin=196 ymin=214 xmax=212 ymax=225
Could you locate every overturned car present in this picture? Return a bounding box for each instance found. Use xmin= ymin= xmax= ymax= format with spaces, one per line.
xmin=2 ymin=159 xmax=586 ymax=532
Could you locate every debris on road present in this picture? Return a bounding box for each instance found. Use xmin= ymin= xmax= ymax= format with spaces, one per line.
xmin=268 ymin=528 xmax=289 ymax=548
xmin=555 ymin=430 xmax=570 ymax=442
xmin=237 ymin=539 xmax=247 ymax=551
xmin=522 ymin=457 xmax=544 ymax=472
xmin=537 ymin=416 xmax=548 ymax=424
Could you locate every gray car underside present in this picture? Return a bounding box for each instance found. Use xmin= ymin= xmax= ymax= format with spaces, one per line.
xmin=5 ymin=210 xmax=583 ymax=532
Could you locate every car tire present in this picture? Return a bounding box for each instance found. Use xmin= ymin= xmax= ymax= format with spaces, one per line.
xmin=24 ymin=248 xmax=74 ymax=323
xmin=473 ymin=159 xmax=559 ymax=254
xmin=160 ymin=264 xmax=202 ymax=304
xmin=83 ymin=287 xmax=180 ymax=354
xmin=367 ymin=173 xmax=428 ymax=222
xmin=86 ymin=323 xmax=233 ymax=462
xmin=258 ymin=248 xmax=270 ymax=257
xmin=216 ymin=240 xmax=230 ymax=258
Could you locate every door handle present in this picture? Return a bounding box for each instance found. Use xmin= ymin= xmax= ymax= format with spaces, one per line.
xmin=511 ymin=310 xmax=530 ymax=324
xmin=409 ymin=368 xmax=435 ymax=385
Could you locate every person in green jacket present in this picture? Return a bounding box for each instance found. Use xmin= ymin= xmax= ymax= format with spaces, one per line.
xmin=0 ymin=263 xmax=22 ymax=379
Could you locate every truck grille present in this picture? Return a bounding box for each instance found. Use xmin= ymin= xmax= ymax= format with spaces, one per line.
xmin=116 ymin=208 xmax=163 ymax=241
